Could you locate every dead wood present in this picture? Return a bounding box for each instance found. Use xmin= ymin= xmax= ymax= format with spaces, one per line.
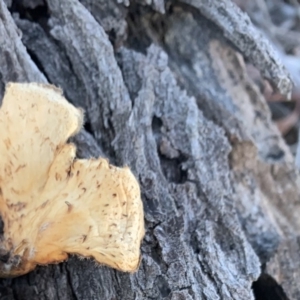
xmin=0 ymin=0 xmax=299 ymax=299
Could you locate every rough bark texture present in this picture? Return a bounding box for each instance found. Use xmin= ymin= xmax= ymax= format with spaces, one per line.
xmin=0 ymin=0 xmax=299 ymax=299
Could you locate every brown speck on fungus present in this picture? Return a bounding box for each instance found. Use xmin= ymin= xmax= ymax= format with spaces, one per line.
xmin=0 ymin=83 xmax=145 ymax=277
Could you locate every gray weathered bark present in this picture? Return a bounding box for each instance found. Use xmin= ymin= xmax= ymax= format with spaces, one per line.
xmin=0 ymin=0 xmax=299 ymax=299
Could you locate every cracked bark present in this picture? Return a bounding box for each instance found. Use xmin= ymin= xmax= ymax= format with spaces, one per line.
xmin=0 ymin=0 xmax=299 ymax=299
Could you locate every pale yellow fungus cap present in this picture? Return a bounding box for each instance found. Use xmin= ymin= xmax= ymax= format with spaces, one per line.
xmin=0 ymin=83 xmax=145 ymax=277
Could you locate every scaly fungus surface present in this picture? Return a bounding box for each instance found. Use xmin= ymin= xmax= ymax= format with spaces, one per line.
xmin=0 ymin=83 xmax=144 ymax=277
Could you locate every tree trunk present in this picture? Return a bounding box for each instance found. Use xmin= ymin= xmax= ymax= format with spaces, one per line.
xmin=0 ymin=0 xmax=299 ymax=299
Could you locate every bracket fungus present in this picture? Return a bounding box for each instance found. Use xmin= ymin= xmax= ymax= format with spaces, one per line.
xmin=0 ymin=83 xmax=145 ymax=277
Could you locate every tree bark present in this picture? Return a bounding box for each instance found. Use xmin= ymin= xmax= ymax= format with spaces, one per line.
xmin=0 ymin=0 xmax=299 ymax=299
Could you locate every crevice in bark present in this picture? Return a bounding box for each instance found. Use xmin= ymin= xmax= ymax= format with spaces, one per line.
xmin=152 ymin=116 xmax=188 ymax=184
xmin=126 ymin=3 xmax=154 ymax=53
xmin=83 ymin=121 xmax=94 ymax=137
xmin=66 ymin=265 xmax=79 ymax=300
xmin=25 ymin=49 xmax=50 ymax=82
xmin=159 ymin=155 xmax=188 ymax=184
xmin=11 ymin=0 xmax=48 ymax=26
xmin=156 ymin=275 xmax=172 ymax=297
xmin=252 ymin=273 xmax=290 ymax=300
